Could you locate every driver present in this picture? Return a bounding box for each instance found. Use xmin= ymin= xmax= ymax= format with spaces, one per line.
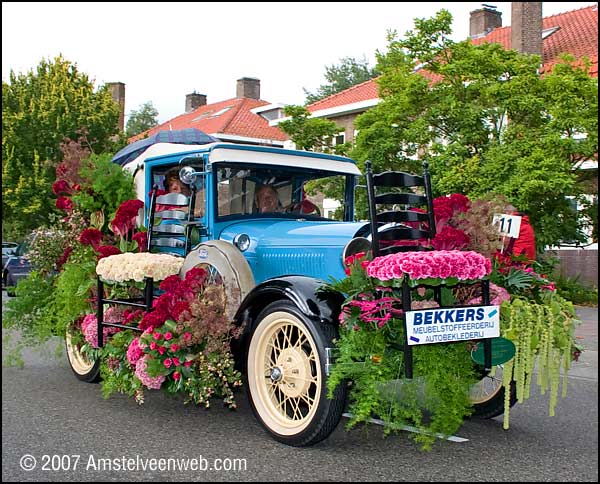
xmin=255 ymin=184 xmax=282 ymax=213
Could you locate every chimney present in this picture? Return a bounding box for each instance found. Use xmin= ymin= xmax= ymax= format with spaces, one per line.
xmin=469 ymin=5 xmax=502 ymax=38
xmin=511 ymin=2 xmax=543 ymax=57
xmin=236 ymin=77 xmax=260 ymax=100
xmin=185 ymin=92 xmax=207 ymax=113
xmin=107 ymin=82 xmax=126 ymax=132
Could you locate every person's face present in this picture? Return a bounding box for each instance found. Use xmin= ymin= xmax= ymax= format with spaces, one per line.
xmin=168 ymin=179 xmax=187 ymax=195
xmin=256 ymin=187 xmax=278 ymax=213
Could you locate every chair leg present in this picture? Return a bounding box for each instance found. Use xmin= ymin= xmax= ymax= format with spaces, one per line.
xmin=402 ymin=277 xmax=413 ymax=379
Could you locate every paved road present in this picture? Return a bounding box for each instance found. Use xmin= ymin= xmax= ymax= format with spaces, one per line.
xmin=2 ymin=291 xmax=598 ymax=481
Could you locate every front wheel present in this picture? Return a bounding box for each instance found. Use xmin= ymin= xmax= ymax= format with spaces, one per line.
xmin=246 ymin=301 xmax=347 ymax=446
xmin=469 ymin=365 xmax=517 ymax=419
xmin=65 ymin=323 xmax=101 ymax=383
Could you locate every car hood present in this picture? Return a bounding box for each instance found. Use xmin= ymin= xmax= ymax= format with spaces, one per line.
xmin=218 ymin=219 xmax=370 ymax=283
xmin=219 ymin=219 xmax=369 ymax=249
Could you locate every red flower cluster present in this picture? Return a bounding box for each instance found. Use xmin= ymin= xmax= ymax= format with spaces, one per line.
xmin=56 ymin=246 xmax=73 ymax=271
xmin=52 ymin=180 xmax=72 ymax=195
xmin=433 ymin=194 xmax=470 ymax=223
xmin=79 ymin=228 xmax=103 ymax=250
xmin=431 ymin=226 xmax=471 ymax=250
xmin=343 ymin=251 xmax=369 ymax=275
xmin=97 ymin=245 xmax=122 ymax=260
xmin=137 ymin=268 xmax=208 ymax=332
xmin=132 ymin=231 xmax=148 ymax=252
xmin=111 ymin=199 xmax=144 ymax=237
xmin=56 ymin=196 xmax=74 ymax=212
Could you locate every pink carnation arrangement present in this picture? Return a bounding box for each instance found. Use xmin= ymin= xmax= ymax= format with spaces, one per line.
xmin=367 ymin=250 xmax=492 ymax=282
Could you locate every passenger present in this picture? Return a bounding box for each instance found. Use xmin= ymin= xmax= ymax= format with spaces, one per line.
xmin=161 ymin=168 xmax=204 ymax=217
xmin=165 ymin=168 xmax=191 ymax=196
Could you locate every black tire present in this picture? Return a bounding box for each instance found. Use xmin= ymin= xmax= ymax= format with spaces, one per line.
xmin=246 ymin=300 xmax=347 ymax=446
xmin=469 ymin=365 xmax=517 ymax=419
xmin=6 ymin=273 xmax=16 ymax=297
xmin=65 ymin=324 xmax=101 ymax=383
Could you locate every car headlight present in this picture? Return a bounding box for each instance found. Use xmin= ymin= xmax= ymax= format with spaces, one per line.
xmin=342 ymin=237 xmax=371 ymax=264
xmin=233 ymin=233 xmax=251 ymax=252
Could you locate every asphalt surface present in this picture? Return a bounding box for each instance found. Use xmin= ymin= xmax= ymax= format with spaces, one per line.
xmin=2 ymin=291 xmax=598 ymax=482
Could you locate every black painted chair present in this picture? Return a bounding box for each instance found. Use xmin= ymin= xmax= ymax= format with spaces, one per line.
xmin=365 ymin=160 xmax=436 ymax=257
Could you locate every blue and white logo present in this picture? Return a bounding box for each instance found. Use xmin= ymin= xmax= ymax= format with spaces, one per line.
xmin=405 ymin=306 xmax=500 ymax=346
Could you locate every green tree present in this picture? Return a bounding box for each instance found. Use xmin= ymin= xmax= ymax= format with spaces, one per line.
xmin=125 ymin=101 xmax=159 ymax=138
xmin=2 ymin=55 xmax=122 ymax=239
xmin=304 ymin=56 xmax=380 ymax=105
xmin=278 ymin=105 xmax=350 ymax=207
xmin=278 ymin=105 xmax=348 ymax=153
xmin=351 ymin=10 xmax=598 ymax=248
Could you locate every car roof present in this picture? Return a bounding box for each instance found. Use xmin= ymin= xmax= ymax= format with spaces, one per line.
xmin=136 ymin=142 xmax=362 ymax=176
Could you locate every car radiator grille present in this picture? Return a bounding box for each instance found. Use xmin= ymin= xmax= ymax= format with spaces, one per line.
xmin=258 ymin=250 xmax=327 ymax=279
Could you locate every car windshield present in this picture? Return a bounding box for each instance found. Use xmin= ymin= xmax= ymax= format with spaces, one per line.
xmin=15 ymin=241 xmax=30 ymax=257
xmin=215 ymin=164 xmax=348 ymax=220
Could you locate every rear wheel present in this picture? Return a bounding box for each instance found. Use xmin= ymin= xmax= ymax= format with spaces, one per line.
xmin=65 ymin=322 xmax=101 ymax=383
xmin=469 ymin=365 xmax=517 ymax=419
xmin=246 ymin=300 xmax=347 ymax=446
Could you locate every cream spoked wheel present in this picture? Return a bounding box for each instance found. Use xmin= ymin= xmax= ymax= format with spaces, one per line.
xmin=469 ymin=365 xmax=517 ymax=419
xmin=251 ymin=312 xmax=321 ymax=433
xmin=65 ymin=323 xmax=101 ymax=383
xmin=246 ymin=301 xmax=347 ymax=446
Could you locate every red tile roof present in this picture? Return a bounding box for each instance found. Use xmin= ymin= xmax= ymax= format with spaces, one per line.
xmin=130 ymin=97 xmax=287 ymax=143
xmin=308 ymin=4 xmax=598 ymax=113
xmin=306 ymin=78 xmax=380 ymax=112
xmin=471 ymin=4 xmax=598 ymax=74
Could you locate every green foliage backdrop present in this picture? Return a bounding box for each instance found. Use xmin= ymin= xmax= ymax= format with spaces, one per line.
xmin=2 ymin=55 xmax=123 ymax=239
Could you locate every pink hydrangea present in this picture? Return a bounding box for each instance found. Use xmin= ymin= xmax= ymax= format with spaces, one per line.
xmin=81 ymin=307 xmax=124 ymax=348
xmin=467 ymin=283 xmax=511 ymax=306
xmin=135 ymin=355 xmax=165 ymax=390
xmin=126 ymin=337 xmax=144 ymax=366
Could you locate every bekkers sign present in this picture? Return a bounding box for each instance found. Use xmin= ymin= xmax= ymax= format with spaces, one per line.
xmin=405 ymin=306 xmax=500 ymax=346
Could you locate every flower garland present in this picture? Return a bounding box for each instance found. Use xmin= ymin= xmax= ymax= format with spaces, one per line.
xmin=96 ymin=252 xmax=184 ymax=283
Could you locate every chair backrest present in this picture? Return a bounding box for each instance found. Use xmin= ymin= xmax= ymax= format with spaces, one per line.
xmin=365 ymin=160 xmax=436 ymax=257
xmin=146 ymin=185 xmax=196 ymax=256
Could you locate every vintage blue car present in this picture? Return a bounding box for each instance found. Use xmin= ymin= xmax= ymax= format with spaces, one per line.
xmin=65 ymin=141 xmax=508 ymax=446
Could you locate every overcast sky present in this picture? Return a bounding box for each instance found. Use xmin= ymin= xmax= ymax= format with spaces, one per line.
xmin=2 ymin=2 xmax=595 ymax=125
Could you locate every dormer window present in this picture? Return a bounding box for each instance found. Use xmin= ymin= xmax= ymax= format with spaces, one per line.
xmin=542 ymin=26 xmax=561 ymax=40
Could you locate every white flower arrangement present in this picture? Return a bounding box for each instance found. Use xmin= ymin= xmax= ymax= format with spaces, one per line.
xmin=96 ymin=253 xmax=184 ymax=283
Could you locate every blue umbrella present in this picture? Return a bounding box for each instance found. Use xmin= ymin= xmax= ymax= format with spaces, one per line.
xmin=111 ymin=128 xmax=219 ymax=166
